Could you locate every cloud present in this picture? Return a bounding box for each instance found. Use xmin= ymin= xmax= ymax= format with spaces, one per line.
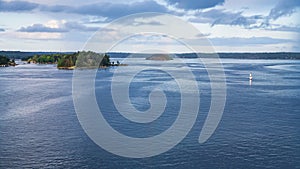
xmin=0 ymin=0 xmax=38 ymax=12
xmin=268 ymin=0 xmax=300 ymax=20
xmin=209 ymin=10 xmax=254 ymax=27
xmin=259 ymin=0 xmax=300 ymax=28
xmin=77 ymin=1 xmax=168 ymax=19
xmin=82 ymin=16 xmax=108 ymax=24
xmin=188 ymin=1 xmax=300 ymax=32
xmin=41 ymin=1 xmax=168 ymax=20
xmin=210 ymin=37 xmax=294 ymax=46
xmin=39 ymin=4 xmax=71 ymax=13
xmin=196 ymin=33 xmax=211 ymax=37
xmin=191 ymin=9 xmax=263 ymax=27
xmin=125 ymin=16 xmax=165 ymax=26
xmin=132 ymin=20 xmax=163 ymax=26
xmin=18 ymin=24 xmax=67 ymax=33
xmin=64 ymin=22 xmax=98 ymax=31
xmin=270 ymin=26 xmax=300 ymax=32
xmin=18 ymin=20 xmax=98 ymax=33
xmin=1 ymin=0 xmax=168 ymax=21
xmin=0 ymin=28 xmax=5 ymax=32
xmin=167 ymin=0 xmax=224 ymax=10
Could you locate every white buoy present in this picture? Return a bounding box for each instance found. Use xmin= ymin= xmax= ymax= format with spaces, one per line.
xmin=249 ymin=73 xmax=253 ymax=80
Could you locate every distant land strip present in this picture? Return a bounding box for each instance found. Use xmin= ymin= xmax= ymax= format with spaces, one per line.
xmin=1 ymin=51 xmax=300 ymax=60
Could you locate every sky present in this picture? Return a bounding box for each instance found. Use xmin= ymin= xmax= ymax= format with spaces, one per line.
xmin=0 ymin=0 xmax=299 ymax=52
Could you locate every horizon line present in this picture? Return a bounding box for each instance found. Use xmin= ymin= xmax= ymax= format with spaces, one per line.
xmin=1 ymin=50 xmax=300 ymax=54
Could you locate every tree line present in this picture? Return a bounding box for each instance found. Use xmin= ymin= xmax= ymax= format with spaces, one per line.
xmin=23 ymin=51 xmax=113 ymax=69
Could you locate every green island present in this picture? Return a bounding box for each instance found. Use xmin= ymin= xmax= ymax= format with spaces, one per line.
xmin=21 ymin=51 xmax=125 ymax=69
xmin=0 ymin=55 xmax=17 ymax=67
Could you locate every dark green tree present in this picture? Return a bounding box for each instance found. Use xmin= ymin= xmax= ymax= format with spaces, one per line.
xmin=0 ymin=56 xmax=9 ymax=65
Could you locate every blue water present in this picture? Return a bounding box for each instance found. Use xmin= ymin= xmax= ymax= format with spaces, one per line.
xmin=0 ymin=59 xmax=299 ymax=168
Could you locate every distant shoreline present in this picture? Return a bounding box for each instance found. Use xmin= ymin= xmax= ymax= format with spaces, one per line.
xmin=1 ymin=51 xmax=300 ymax=60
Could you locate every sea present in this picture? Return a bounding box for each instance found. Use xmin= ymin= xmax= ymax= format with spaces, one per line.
xmin=0 ymin=57 xmax=299 ymax=168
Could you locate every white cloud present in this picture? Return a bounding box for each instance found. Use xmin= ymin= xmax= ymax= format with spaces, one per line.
xmin=18 ymin=20 xmax=98 ymax=32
